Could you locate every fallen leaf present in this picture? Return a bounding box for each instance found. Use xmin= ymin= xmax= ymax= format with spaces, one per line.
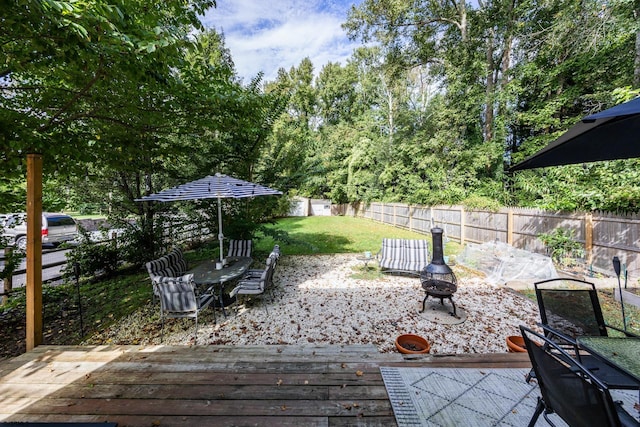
xmin=355 ymin=370 xmax=364 ymax=376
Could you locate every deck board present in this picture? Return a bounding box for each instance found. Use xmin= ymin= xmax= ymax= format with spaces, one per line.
xmin=0 ymin=345 xmax=530 ymax=426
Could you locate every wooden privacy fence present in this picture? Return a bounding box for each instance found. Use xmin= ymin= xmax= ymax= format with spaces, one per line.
xmin=336 ymin=202 xmax=640 ymax=277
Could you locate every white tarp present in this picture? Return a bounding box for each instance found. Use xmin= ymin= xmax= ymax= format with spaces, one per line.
xmin=456 ymin=241 xmax=557 ymax=284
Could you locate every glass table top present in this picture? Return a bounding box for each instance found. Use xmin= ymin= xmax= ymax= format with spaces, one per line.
xmin=187 ymin=256 xmax=253 ymax=285
xmin=577 ymin=336 xmax=640 ymax=381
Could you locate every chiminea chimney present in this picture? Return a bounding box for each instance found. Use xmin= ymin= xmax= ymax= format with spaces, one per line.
xmin=419 ymin=227 xmax=458 ymax=317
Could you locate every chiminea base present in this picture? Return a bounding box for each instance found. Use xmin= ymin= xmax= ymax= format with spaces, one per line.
xmin=420 ymin=294 xmax=458 ymax=318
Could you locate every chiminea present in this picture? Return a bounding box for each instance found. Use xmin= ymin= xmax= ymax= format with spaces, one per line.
xmin=419 ymin=227 xmax=458 ymax=317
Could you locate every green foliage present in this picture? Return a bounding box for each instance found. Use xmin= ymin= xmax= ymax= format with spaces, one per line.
xmin=2 ymin=0 xmax=640 ymax=221
xmin=461 ymin=196 xmax=502 ymax=211
xmin=538 ymin=228 xmax=585 ymax=265
xmin=62 ymin=229 xmax=120 ymax=279
xmin=0 ymin=245 xmax=23 ymax=280
xmin=0 ymin=267 xmax=152 ymax=351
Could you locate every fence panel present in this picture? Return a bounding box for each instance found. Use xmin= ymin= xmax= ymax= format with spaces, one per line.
xmin=464 ymin=209 xmax=508 ymax=244
xmin=433 ymin=207 xmax=463 ymax=242
xmin=339 ymin=201 xmax=640 ymax=279
xmin=592 ymin=212 xmax=640 ymax=274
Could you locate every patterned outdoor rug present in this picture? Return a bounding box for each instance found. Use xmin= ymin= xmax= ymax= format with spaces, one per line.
xmin=381 ymin=367 xmax=640 ymax=426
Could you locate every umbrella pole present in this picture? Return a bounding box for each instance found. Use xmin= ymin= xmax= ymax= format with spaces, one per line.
xmin=218 ymin=197 xmax=224 ymax=262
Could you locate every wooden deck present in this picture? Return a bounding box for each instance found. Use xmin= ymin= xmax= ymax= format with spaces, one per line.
xmin=0 ymin=345 xmax=531 ymax=426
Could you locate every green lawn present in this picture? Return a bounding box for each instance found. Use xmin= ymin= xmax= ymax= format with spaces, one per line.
xmin=253 ymin=216 xmax=462 ymax=257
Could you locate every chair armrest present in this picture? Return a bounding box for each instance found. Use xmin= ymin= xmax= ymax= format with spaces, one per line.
xmin=538 ymin=323 xmax=580 ymax=350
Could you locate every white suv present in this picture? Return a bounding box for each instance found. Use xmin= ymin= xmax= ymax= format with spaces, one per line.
xmin=2 ymin=213 xmax=78 ymax=250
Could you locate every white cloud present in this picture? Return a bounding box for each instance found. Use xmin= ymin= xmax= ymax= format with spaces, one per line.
xmin=201 ymin=0 xmax=362 ymax=82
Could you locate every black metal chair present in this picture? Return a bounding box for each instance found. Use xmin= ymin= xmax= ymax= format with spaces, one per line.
xmin=520 ymin=325 xmax=639 ymax=427
xmin=535 ymin=278 xmax=638 ymax=339
xmin=534 ymin=278 xmax=640 ymax=390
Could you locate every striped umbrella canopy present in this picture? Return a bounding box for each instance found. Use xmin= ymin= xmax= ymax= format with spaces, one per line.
xmin=136 ymin=173 xmax=282 ymax=261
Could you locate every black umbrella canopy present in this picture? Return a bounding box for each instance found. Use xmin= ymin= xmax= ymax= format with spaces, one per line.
xmin=510 ymin=97 xmax=640 ymax=171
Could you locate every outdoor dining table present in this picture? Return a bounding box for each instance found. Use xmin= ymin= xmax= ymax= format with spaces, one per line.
xmin=576 ymin=336 xmax=640 ymax=383
xmin=187 ymin=256 xmax=253 ymax=317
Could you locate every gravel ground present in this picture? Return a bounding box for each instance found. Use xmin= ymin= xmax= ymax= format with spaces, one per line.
xmin=84 ymin=254 xmax=541 ymax=354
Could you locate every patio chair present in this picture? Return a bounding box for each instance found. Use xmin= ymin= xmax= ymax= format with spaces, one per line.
xmin=230 ymin=257 xmax=274 ymax=314
xmin=520 ymin=325 xmax=639 ymax=427
xmin=145 ymin=247 xmax=189 ymax=305
xmin=534 ymin=278 xmax=640 ymax=390
xmin=535 ymin=278 xmax=638 ymax=340
xmin=228 ymin=239 xmax=252 ymax=258
xmin=244 ymin=245 xmax=280 ymax=279
xmin=156 ymin=274 xmax=215 ymax=342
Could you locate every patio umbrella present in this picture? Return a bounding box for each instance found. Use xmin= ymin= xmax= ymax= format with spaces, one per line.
xmin=136 ymin=173 xmax=282 ymax=261
xmin=509 ymin=98 xmax=640 ymax=326
xmin=510 ymin=97 xmax=640 ymax=171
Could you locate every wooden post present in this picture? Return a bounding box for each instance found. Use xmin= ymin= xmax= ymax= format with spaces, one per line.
xmin=407 ymin=205 xmax=413 ymax=231
xmin=2 ymin=247 xmax=13 ymax=305
xmin=585 ymin=212 xmax=593 ymax=266
xmin=507 ymin=209 xmax=514 ymax=245
xmin=430 ymin=206 xmax=434 ymax=228
xmin=26 ymin=153 xmax=43 ymax=351
xmin=460 ymin=206 xmax=465 ymax=245
xmin=393 ymin=204 xmax=397 ymax=227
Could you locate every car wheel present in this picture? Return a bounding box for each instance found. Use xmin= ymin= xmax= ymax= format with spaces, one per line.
xmin=15 ymin=236 xmax=27 ymax=251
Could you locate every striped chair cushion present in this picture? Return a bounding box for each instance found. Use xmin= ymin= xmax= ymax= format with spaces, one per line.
xmin=228 ymin=239 xmax=252 ymax=257
xmin=378 ymin=238 xmax=429 ymax=273
xmin=166 ymin=248 xmax=188 ymax=275
xmin=145 ymin=256 xmax=177 ymax=279
xmin=156 ymin=274 xmax=197 ymax=314
xmin=146 ymin=248 xmax=188 ymax=282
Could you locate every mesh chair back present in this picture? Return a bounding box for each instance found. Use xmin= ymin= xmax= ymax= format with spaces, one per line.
xmin=535 ymin=278 xmax=607 ymax=339
xmin=520 ymin=326 xmax=623 ymax=427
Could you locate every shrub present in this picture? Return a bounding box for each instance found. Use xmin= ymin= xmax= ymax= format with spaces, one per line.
xmin=538 ymin=228 xmax=584 ymax=266
xmin=62 ymin=229 xmax=120 ymax=280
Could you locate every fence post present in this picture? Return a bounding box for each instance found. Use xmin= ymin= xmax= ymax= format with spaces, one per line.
xmin=393 ymin=204 xmax=397 ymax=227
xmin=408 ymin=205 xmax=413 ymax=231
xmin=2 ymin=247 xmax=13 ymax=305
xmin=585 ymin=212 xmax=593 ymax=265
xmin=460 ymin=206 xmax=465 ymax=245
xmin=430 ymin=206 xmax=434 ymax=228
xmin=507 ymin=208 xmax=514 ymax=245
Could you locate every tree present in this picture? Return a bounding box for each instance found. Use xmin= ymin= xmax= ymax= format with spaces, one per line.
xmin=1 ymin=0 xmax=216 ymax=181
xmin=1 ymin=0 xmax=216 ymax=349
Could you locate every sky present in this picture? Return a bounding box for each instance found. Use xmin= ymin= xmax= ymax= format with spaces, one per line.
xmin=200 ymin=0 xmax=364 ymax=83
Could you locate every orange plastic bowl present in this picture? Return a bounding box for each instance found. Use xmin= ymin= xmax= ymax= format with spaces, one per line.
xmin=395 ymin=334 xmax=431 ymax=354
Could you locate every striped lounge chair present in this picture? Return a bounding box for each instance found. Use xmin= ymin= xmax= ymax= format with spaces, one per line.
xmin=377 ymin=238 xmax=429 ymax=275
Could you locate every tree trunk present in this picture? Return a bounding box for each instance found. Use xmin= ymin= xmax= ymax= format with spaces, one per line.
xmin=635 ymin=28 xmax=640 ymax=88
xmin=485 ymin=29 xmax=496 ymax=142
